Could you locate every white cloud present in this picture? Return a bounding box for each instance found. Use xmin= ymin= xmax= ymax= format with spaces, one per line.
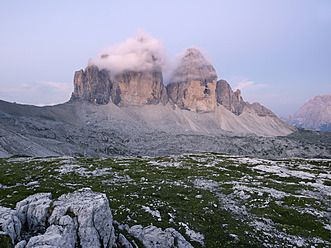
xmin=233 ymin=78 xmax=267 ymax=91
xmin=89 ymin=29 xmax=168 ymax=75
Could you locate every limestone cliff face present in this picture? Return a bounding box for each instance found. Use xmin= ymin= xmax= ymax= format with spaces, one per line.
xmin=215 ymin=80 xmax=245 ymax=115
xmin=70 ymin=48 xmax=278 ymax=119
xmin=71 ymin=66 xmax=112 ymax=104
xmin=71 ymin=66 xmax=167 ymax=106
xmin=111 ymin=69 xmax=168 ymax=106
xmin=167 ymin=48 xmax=218 ymax=112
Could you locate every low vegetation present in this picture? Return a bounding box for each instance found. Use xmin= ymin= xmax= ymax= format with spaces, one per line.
xmin=0 ymin=153 xmax=330 ymax=247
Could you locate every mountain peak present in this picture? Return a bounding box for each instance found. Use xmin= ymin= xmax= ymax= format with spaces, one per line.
xmin=284 ymin=94 xmax=331 ymax=131
xmin=169 ymin=47 xmax=217 ymax=84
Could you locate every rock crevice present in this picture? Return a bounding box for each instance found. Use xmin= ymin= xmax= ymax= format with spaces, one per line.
xmin=0 ymin=189 xmax=193 ymax=248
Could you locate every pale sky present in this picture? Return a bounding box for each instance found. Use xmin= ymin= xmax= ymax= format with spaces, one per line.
xmin=1 ymin=0 xmax=330 ymax=116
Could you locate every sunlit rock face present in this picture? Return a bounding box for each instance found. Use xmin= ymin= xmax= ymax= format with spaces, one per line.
xmin=167 ymin=48 xmax=218 ymax=112
xmin=284 ymin=95 xmax=331 ymax=131
xmin=71 ymin=65 xmax=112 ymax=104
xmin=111 ymin=69 xmax=168 ymax=106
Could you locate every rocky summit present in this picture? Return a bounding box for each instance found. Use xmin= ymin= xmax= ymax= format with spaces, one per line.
xmin=71 ymin=47 xmax=281 ymax=117
xmin=284 ymin=95 xmax=331 ymax=132
xmin=167 ymin=48 xmax=218 ymax=112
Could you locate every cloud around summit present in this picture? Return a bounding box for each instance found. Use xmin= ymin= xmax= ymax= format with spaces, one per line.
xmin=88 ymin=30 xmax=168 ymax=75
xmin=88 ymin=30 xmax=218 ymax=86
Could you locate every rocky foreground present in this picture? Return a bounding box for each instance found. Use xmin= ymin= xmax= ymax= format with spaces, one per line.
xmin=0 ymin=154 xmax=330 ymax=247
xmin=0 ymin=188 xmax=193 ymax=248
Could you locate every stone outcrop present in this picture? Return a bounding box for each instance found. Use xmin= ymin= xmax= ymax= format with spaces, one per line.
xmin=0 ymin=189 xmax=193 ymax=248
xmin=47 ymin=188 xmax=115 ymax=248
xmin=16 ymin=193 xmax=52 ymax=233
xmin=215 ymin=80 xmax=245 ymax=115
xmin=1 ymin=188 xmax=115 ymax=248
xmin=25 ymin=215 xmax=76 ymax=248
xmin=167 ymin=48 xmax=218 ymax=112
xmin=127 ymin=224 xmax=194 ymax=248
xmin=111 ymin=69 xmax=168 ymax=106
xmin=0 ymin=206 xmax=21 ymax=244
xmin=71 ymin=65 xmax=112 ymax=104
xmin=284 ymin=95 xmax=331 ymax=131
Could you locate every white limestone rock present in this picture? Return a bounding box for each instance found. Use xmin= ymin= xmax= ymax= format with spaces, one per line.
xmin=26 ymin=215 xmax=76 ymax=248
xmin=118 ymin=233 xmax=134 ymax=248
xmin=165 ymin=228 xmax=194 ymax=248
xmin=0 ymin=206 xmax=21 ymax=244
xmin=14 ymin=240 xmax=27 ymax=248
xmin=48 ymin=188 xmax=115 ymax=248
xmin=16 ymin=193 xmax=52 ymax=232
xmin=128 ymin=224 xmax=193 ymax=248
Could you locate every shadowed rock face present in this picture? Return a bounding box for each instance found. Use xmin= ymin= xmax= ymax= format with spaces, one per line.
xmin=71 ymin=66 xmax=112 ymax=104
xmin=215 ymin=80 xmax=245 ymax=115
xmin=215 ymin=80 xmax=276 ymax=117
xmin=111 ymin=69 xmax=168 ymax=106
xmin=71 ymin=67 xmax=168 ymax=107
xmin=167 ymin=48 xmax=218 ymax=112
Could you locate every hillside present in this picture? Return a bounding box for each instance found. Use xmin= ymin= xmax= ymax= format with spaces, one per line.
xmin=0 ymin=99 xmax=330 ymax=158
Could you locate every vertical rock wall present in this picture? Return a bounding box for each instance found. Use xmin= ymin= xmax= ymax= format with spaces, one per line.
xmin=71 ymin=66 xmax=112 ymax=104
xmin=70 ymin=48 xmax=277 ymax=118
xmin=111 ymin=70 xmax=168 ymax=106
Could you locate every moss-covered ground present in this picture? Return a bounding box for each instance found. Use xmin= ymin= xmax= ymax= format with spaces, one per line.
xmin=0 ymin=153 xmax=330 ymax=247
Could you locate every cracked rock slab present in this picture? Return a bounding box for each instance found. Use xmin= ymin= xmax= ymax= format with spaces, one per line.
xmin=48 ymin=188 xmax=115 ymax=248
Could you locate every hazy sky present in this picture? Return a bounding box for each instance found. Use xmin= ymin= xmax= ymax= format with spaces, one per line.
xmin=1 ymin=0 xmax=330 ymax=116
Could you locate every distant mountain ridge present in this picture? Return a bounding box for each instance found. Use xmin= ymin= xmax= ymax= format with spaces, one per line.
xmin=284 ymin=95 xmax=331 ymax=132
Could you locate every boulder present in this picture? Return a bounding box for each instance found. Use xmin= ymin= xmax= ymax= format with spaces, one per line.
xmin=26 ymin=215 xmax=76 ymax=248
xmin=48 ymin=188 xmax=115 ymax=248
xmin=0 ymin=206 xmax=21 ymax=244
xmin=128 ymin=224 xmax=193 ymax=248
xmin=16 ymin=193 xmax=52 ymax=233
